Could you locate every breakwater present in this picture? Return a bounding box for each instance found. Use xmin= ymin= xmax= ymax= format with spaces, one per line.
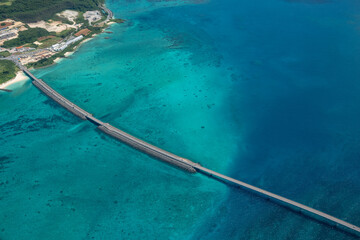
xmin=22 ymin=66 xmax=360 ymax=237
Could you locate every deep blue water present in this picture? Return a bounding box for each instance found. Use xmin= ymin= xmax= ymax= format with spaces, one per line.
xmin=1 ymin=0 xmax=360 ymax=239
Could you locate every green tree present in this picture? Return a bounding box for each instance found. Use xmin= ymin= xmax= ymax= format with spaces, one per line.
xmin=0 ymin=0 xmax=105 ymax=23
xmin=0 ymin=60 xmax=17 ymax=84
xmin=2 ymin=28 xmax=50 ymax=48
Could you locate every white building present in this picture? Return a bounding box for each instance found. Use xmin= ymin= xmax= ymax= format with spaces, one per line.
xmin=51 ymin=35 xmax=83 ymax=52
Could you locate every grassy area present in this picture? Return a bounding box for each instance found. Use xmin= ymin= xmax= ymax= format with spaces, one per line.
xmin=39 ymin=37 xmax=62 ymax=48
xmin=56 ymin=28 xmax=76 ymax=38
xmin=0 ymin=0 xmax=105 ymax=23
xmin=0 ymin=60 xmax=18 ymax=84
xmin=2 ymin=28 xmax=50 ymax=48
xmin=0 ymin=51 xmax=11 ymax=57
xmin=0 ymin=0 xmax=14 ymax=6
xmin=23 ymin=43 xmax=38 ymax=48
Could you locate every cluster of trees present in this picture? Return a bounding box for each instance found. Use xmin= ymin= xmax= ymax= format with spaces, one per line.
xmin=2 ymin=28 xmax=50 ymax=48
xmin=56 ymin=28 xmax=75 ymax=38
xmin=27 ymin=57 xmax=54 ymax=69
xmin=0 ymin=0 xmax=105 ymax=23
xmin=52 ymin=14 xmax=73 ymax=25
xmin=0 ymin=51 xmax=10 ymax=57
xmin=0 ymin=60 xmax=17 ymax=84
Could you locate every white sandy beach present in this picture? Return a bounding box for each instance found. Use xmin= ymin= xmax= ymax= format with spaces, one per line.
xmin=64 ymin=51 xmax=74 ymax=57
xmin=0 ymin=71 xmax=28 ymax=89
xmin=54 ymin=57 xmax=64 ymax=63
xmin=79 ymin=38 xmax=93 ymax=45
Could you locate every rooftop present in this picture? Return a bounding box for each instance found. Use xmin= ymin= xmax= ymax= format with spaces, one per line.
xmin=74 ymin=29 xmax=91 ymax=37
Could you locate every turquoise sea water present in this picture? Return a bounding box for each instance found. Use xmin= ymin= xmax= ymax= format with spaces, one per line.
xmin=1 ymin=0 xmax=360 ymax=239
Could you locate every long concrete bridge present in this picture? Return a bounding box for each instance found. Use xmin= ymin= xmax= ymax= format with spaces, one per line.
xmin=22 ymin=67 xmax=360 ymax=237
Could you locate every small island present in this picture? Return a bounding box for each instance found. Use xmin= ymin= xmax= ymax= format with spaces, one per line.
xmin=0 ymin=0 xmax=124 ymax=89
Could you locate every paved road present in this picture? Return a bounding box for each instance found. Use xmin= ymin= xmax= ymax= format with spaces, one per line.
xmin=101 ymin=4 xmax=114 ymax=22
xmin=96 ymin=4 xmax=114 ymax=26
xmin=2 ymin=48 xmax=50 ymax=67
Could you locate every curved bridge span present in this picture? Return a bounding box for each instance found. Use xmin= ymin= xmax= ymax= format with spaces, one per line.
xmin=22 ymin=67 xmax=360 ymax=237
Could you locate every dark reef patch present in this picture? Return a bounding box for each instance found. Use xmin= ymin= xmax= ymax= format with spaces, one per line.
xmin=0 ymin=114 xmax=72 ymax=139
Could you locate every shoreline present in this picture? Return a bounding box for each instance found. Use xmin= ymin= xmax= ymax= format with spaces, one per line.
xmin=0 ymin=7 xmax=117 ymax=89
xmin=2 ymin=30 xmax=105 ymax=86
xmin=49 ymin=23 xmax=115 ymax=65
xmin=26 ymin=26 xmax=110 ymax=70
xmin=34 ymin=36 xmax=98 ymax=68
xmin=0 ymin=36 xmax=96 ymax=89
xmin=0 ymin=71 xmax=28 ymax=89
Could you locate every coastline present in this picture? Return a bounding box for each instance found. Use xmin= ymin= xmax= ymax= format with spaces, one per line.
xmin=38 ymin=36 xmax=98 ymax=66
xmin=15 ymin=31 xmax=106 ymax=78
xmin=0 ymin=5 xmax=117 ymax=89
xmin=49 ymin=22 xmax=116 ymax=66
xmin=0 ymin=35 xmax=95 ymax=89
xmin=27 ymin=25 xmax=114 ymax=69
xmin=0 ymin=71 xmax=28 ymax=89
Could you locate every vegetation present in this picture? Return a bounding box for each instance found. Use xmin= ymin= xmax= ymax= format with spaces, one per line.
xmin=27 ymin=24 xmax=106 ymax=69
xmin=39 ymin=36 xmax=62 ymax=48
xmin=27 ymin=38 xmax=83 ymax=68
xmin=56 ymin=28 xmax=76 ymax=38
xmin=0 ymin=51 xmax=11 ymax=57
xmin=86 ymin=25 xmax=103 ymax=35
xmin=0 ymin=0 xmax=105 ymax=23
xmin=0 ymin=0 xmax=111 ymax=69
xmin=52 ymin=15 xmax=73 ymax=25
xmin=2 ymin=28 xmax=50 ymax=48
xmin=23 ymin=43 xmax=38 ymax=48
xmin=110 ymin=19 xmax=125 ymax=24
xmin=0 ymin=60 xmax=17 ymax=84
xmin=0 ymin=0 xmax=14 ymax=6
xmin=27 ymin=57 xmax=54 ymax=69
xmin=75 ymin=12 xmax=86 ymax=24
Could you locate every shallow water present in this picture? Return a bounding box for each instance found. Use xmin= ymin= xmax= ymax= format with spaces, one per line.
xmin=1 ymin=0 xmax=360 ymax=239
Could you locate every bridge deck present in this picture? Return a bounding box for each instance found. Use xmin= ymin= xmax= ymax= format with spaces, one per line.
xmin=195 ymin=166 xmax=360 ymax=236
xmin=23 ymin=67 xmax=197 ymax=173
xmin=22 ymin=67 xmax=360 ymax=237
